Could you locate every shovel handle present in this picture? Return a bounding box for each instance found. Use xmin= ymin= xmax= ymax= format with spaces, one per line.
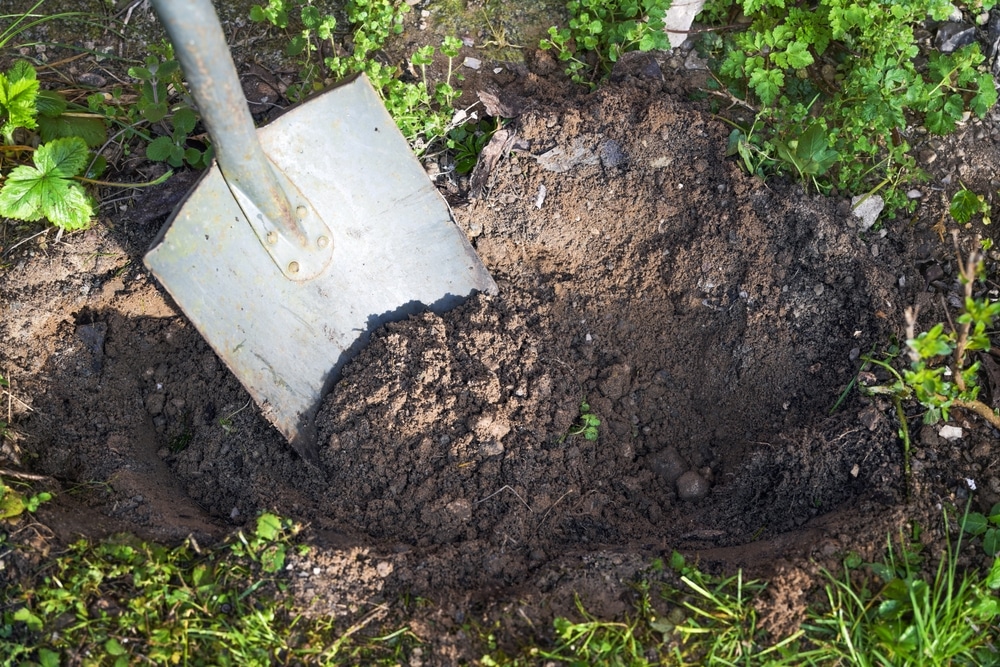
xmin=151 ymin=0 xmax=297 ymax=233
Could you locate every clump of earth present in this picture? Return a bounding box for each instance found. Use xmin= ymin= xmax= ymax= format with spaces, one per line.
xmin=3 ymin=2 xmax=1000 ymax=660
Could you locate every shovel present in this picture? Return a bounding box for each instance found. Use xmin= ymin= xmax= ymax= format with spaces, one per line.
xmin=144 ymin=0 xmax=496 ymax=464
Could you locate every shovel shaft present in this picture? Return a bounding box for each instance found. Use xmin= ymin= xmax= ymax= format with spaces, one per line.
xmin=151 ymin=0 xmax=297 ymax=235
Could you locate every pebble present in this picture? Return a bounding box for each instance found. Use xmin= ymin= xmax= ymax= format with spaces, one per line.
xmin=906 ymin=189 xmax=923 ymax=199
xmin=649 ymin=446 xmax=688 ymax=485
xmin=676 ymin=470 xmax=710 ymax=501
xmin=935 ymin=22 xmax=977 ymax=53
xmin=919 ymin=149 xmax=937 ymax=165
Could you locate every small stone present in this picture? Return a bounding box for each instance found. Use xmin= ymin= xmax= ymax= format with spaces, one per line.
xmin=376 ymin=561 xmax=393 ymax=577
xmin=479 ymin=440 xmax=504 ymax=457
xmin=851 ymin=194 xmax=884 ymax=231
xmin=462 ymin=57 xmax=482 ymax=70
xmin=649 ymin=446 xmax=688 ymax=485
xmin=935 ymin=22 xmax=976 ymax=53
xmin=919 ymin=149 xmax=937 ymax=165
xmin=906 ymin=189 xmax=923 ymax=199
xmin=814 ymin=283 xmax=825 ymax=296
xmin=939 ymin=424 xmax=963 ymax=441
xmin=677 ymin=471 xmax=710 ymax=501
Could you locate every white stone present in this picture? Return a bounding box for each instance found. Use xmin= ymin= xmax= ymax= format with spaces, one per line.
xmin=939 ymin=424 xmax=964 ymax=440
xmin=851 ymin=194 xmax=884 ymax=231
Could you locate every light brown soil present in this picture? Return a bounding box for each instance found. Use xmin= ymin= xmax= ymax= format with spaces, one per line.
xmin=3 ymin=1 xmax=1000 ymax=662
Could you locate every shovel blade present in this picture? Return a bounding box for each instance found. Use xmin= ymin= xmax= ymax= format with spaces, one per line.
xmin=144 ymin=75 xmax=496 ymax=462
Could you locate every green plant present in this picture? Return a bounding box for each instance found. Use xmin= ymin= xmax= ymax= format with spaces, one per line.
xmin=540 ymin=0 xmax=672 ymax=87
xmin=863 ymin=237 xmax=1000 ymax=427
xmin=0 ymin=476 xmax=52 ymax=520
xmin=809 ymin=518 xmax=1000 ymax=666
xmin=249 ymin=0 xmax=464 ymax=153
xmin=446 ymin=117 xmax=499 ymax=175
xmin=700 ymin=0 xmax=998 ymax=212
xmin=962 ymin=502 xmax=1000 ymax=557
xmin=950 ymin=185 xmax=993 ymax=225
xmin=566 ymin=400 xmax=601 ymax=440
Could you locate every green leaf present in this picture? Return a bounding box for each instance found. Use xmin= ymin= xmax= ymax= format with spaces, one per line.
xmin=950 ymin=188 xmax=988 ymax=224
xmin=962 ymin=512 xmax=988 ymax=536
xmin=104 ymin=638 xmax=127 ymax=656
xmin=971 ymin=73 xmax=997 ymax=117
xmin=172 ymin=107 xmax=198 ymax=136
xmin=146 ymin=135 xmax=176 ymax=162
xmin=985 ymin=528 xmax=1000 ymax=557
xmin=37 ymin=114 xmax=107 ymax=147
xmin=38 ymin=648 xmax=60 ymax=667
xmin=0 ymin=138 xmax=93 ymax=229
xmin=987 ymin=557 xmax=1000 ymax=589
xmin=13 ymin=607 xmax=42 ymax=631
xmin=35 ymin=90 xmax=67 ymax=117
xmin=0 ymin=62 xmax=40 ymax=139
xmin=0 ymin=487 xmax=25 ymax=518
xmin=256 ymin=512 xmax=283 ymax=541
xmin=35 ymin=136 xmax=89 ymax=178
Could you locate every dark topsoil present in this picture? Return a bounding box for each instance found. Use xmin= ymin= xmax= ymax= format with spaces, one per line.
xmin=2 ymin=1 xmax=1000 ymax=661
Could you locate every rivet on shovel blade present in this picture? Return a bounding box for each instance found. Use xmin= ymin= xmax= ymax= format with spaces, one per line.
xmin=266 ymin=231 xmax=278 ymax=245
xmin=288 ymin=261 xmax=300 ymax=274
xmin=317 ymin=235 xmax=330 ymax=249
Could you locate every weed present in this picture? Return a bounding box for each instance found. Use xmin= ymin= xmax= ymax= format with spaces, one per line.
xmin=481 ymin=515 xmax=1000 ymax=665
xmin=565 ymin=400 xmax=601 ymax=441
xmin=699 ymin=0 xmax=998 ymax=212
xmin=446 ymin=117 xmax=499 ymax=175
xmin=950 ymin=184 xmax=992 ymax=226
xmin=860 ymin=236 xmax=1000 ymax=494
xmin=249 ymin=0 xmax=465 ymax=153
xmin=219 ymin=398 xmax=253 ymax=435
xmin=1 ymin=511 xmax=415 ymax=664
xmin=962 ymin=502 xmax=1000 ymax=557
xmin=128 ymin=49 xmax=212 ymax=169
xmin=540 ymin=0 xmax=672 ymax=87
xmin=0 ymin=476 xmax=51 ymax=520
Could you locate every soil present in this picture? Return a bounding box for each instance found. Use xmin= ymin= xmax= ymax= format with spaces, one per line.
xmin=3 ymin=1 xmax=1000 ymax=662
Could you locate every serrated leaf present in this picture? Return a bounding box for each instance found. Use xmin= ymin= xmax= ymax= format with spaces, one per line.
xmin=35 ymin=90 xmax=67 ymax=117
xmin=172 ymin=107 xmax=198 ymax=135
xmin=0 ymin=65 xmax=40 ymax=137
xmin=784 ymin=41 xmax=814 ymax=69
xmin=44 ymin=181 xmax=93 ymax=230
xmin=925 ymin=110 xmax=953 ymax=135
xmin=749 ymin=67 xmax=783 ymax=105
xmin=950 ymin=188 xmax=987 ymax=224
xmin=146 ymin=135 xmax=176 ymax=162
xmin=256 ymin=512 xmax=283 ymax=540
xmin=35 ymin=137 xmax=89 ymax=179
xmin=0 ymin=138 xmax=93 ymax=229
xmin=971 ymin=73 xmax=998 ymax=117
xmin=37 ymin=115 xmax=107 ymax=147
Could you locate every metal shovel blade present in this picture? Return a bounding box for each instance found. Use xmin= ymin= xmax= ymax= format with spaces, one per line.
xmin=145 ymin=75 xmax=496 ymax=462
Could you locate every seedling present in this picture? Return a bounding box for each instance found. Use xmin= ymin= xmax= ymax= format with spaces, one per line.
xmin=962 ymin=503 xmax=1000 ymax=557
xmin=0 ymin=477 xmax=52 ymax=520
xmin=566 ymin=400 xmax=601 ymax=441
xmin=446 ymin=117 xmax=498 ymax=175
xmin=218 ymin=398 xmax=252 ymax=434
xmin=950 ymin=185 xmax=992 ymax=226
